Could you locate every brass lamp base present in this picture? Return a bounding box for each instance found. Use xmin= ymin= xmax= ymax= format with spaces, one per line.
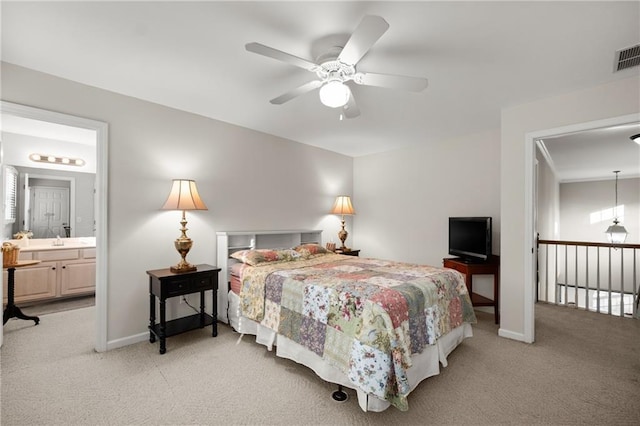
xmin=170 ymin=260 xmax=197 ymax=273
xmin=170 ymin=213 xmax=197 ymax=273
xmin=338 ymin=216 xmax=350 ymax=251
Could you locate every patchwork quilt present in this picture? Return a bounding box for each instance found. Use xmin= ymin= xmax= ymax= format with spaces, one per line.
xmin=238 ymin=253 xmax=476 ymax=411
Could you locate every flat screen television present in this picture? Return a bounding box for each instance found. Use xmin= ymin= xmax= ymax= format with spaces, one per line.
xmin=448 ymin=217 xmax=492 ymax=262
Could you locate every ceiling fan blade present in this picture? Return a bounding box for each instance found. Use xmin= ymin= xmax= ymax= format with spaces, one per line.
xmin=338 ymin=15 xmax=389 ymax=65
xmin=342 ymin=87 xmax=360 ymax=119
xmin=245 ymin=42 xmax=318 ymax=72
xmin=355 ymin=72 xmax=428 ymax=92
xmin=270 ymin=80 xmax=323 ymax=105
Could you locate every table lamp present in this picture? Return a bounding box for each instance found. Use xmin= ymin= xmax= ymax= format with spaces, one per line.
xmin=330 ymin=195 xmax=355 ymax=250
xmin=161 ymin=179 xmax=208 ymax=273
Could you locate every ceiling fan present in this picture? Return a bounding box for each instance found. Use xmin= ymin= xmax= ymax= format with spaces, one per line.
xmin=245 ymin=15 xmax=428 ymax=119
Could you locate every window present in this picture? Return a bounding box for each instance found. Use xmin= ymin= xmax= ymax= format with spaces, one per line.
xmin=4 ymin=165 xmax=18 ymax=223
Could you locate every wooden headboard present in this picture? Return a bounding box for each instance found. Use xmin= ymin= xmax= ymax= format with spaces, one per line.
xmin=215 ymin=229 xmax=322 ymax=323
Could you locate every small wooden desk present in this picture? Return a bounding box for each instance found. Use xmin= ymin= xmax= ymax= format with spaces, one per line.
xmin=443 ymin=256 xmax=500 ymax=324
xmin=3 ymin=260 xmax=42 ymax=325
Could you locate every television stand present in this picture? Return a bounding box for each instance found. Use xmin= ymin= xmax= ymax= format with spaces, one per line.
xmin=443 ymin=255 xmax=499 ymax=324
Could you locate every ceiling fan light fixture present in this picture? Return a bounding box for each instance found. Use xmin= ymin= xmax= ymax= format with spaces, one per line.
xmin=319 ymin=80 xmax=350 ymax=108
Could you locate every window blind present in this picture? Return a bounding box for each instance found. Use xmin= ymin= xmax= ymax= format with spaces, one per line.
xmin=4 ymin=166 xmax=18 ymax=222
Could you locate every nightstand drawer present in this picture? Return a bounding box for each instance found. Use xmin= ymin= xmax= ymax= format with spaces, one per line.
xmin=164 ymin=277 xmax=194 ymax=297
xmin=161 ymin=274 xmax=217 ymax=298
xmin=193 ymin=275 xmax=214 ymax=290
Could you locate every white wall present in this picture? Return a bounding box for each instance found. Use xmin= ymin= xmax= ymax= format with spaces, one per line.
xmin=353 ymin=128 xmax=501 ymax=267
xmin=353 ymin=129 xmax=501 ymax=304
xmin=560 ymin=178 xmax=639 ymax=244
xmin=1 ymin=62 xmax=353 ymax=346
xmin=501 ymin=76 xmax=640 ymax=342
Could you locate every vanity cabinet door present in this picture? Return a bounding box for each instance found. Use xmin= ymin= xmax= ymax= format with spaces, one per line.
xmin=2 ymin=261 xmax=57 ymax=304
xmin=60 ymin=258 xmax=96 ymax=296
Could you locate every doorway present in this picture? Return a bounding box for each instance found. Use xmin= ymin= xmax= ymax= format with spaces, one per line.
xmin=526 ymin=113 xmax=640 ymax=341
xmin=0 ymin=101 xmax=108 ymax=352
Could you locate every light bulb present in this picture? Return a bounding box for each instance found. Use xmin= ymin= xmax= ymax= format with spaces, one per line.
xmin=319 ymin=81 xmax=350 ymax=108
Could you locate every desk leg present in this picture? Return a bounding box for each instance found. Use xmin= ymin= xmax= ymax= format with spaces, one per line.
xmin=159 ymin=299 xmax=166 ymax=354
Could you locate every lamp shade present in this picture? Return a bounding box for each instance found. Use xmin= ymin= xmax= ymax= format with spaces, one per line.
xmin=330 ymin=196 xmax=355 ymax=216
xmin=605 ymin=223 xmax=628 ymax=244
xmin=161 ymin=179 xmax=208 ymax=211
xmin=319 ymin=81 xmax=350 ymax=108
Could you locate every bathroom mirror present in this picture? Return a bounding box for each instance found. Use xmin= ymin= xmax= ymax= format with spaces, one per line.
xmin=1 ymin=115 xmax=97 ymax=239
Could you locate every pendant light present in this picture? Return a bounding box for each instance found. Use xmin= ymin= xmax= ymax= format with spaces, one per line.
xmin=605 ymin=170 xmax=628 ymax=244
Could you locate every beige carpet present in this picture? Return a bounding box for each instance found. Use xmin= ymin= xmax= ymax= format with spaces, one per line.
xmin=1 ymin=304 xmax=639 ymax=425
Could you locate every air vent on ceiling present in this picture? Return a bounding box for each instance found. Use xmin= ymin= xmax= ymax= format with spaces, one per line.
xmin=614 ymin=44 xmax=640 ymax=72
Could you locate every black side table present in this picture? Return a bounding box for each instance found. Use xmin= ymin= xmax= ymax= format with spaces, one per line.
xmin=336 ymin=249 xmax=360 ymax=257
xmin=3 ymin=261 xmax=41 ymax=326
xmin=147 ymin=264 xmax=220 ymax=354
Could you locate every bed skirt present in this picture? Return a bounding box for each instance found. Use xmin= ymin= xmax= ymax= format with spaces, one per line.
xmin=228 ymin=290 xmax=473 ymax=412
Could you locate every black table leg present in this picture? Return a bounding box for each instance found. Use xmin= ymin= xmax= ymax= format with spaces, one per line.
xmin=159 ymin=299 xmax=166 ymax=354
xmin=199 ymin=290 xmax=205 ymax=328
xmin=3 ymin=304 xmax=40 ymax=325
xmin=149 ymin=289 xmax=156 ymax=343
xmin=3 ymin=267 xmax=39 ymax=326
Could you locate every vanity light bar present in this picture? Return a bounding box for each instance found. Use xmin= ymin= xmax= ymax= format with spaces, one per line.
xmin=29 ymin=153 xmax=85 ymax=167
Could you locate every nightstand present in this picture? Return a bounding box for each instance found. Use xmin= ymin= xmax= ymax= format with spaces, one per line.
xmin=147 ymin=264 xmax=220 ymax=354
xmin=336 ymin=249 xmax=360 ymax=257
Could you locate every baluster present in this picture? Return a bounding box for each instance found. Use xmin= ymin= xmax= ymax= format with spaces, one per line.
xmin=564 ymin=245 xmax=568 ymax=306
xmin=544 ymin=244 xmax=549 ymax=303
xmin=574 ymin=245 xmax=578 ymax=307
xmin=620 ymin=249 xmax=625 ymax=317
xmin=608 ymin=247 xmax=612 ymax=315
xmin=596 ymin=247 xmax=601 ymax=313
xmin=631 ymin=248 xmax=640 ymax=318
xmin=585 ymin=246 xmax=589 ymax=311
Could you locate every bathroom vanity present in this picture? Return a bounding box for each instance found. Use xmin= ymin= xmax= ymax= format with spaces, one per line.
xmin=2 ymin=238 xmax=96 ymax=305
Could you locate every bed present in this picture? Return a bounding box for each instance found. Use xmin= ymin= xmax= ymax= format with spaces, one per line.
xmin=217 ymin=230 xmax=476 ymax=412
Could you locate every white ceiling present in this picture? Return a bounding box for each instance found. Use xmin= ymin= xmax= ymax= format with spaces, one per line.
xmin=540 ymin=123 xmax=640 ymax=183
xmin=1 ymin=1 xmax=639 ymax=162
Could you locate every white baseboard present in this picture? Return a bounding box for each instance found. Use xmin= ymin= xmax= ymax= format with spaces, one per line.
xmin=107 ymin=332 xmax=148 ymax=351
xmin=498 ymin=328 xmax=532 ymax=343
